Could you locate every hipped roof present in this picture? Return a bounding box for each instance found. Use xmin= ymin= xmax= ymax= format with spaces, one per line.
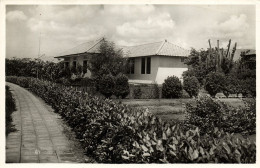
xmin=55 ymin=38 xmax=190 ymax=59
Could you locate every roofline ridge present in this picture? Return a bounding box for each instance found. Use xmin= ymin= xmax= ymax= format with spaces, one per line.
xmin=59 ymin=37 xmax=103 ymax=56
xmin=155 ymin=41 xmax=166 ymax=55
xmin=126 ymin=41 xmax=164 ymax=47
xmin=86 ymin=37 xmax=104 ymax=52
xmin=167 ymin=41 xmax=189 ymax=51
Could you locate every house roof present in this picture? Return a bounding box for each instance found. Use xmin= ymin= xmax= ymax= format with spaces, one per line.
xmin=55 ymin=38 xmax=104 ymax=58
xmin=55 ymin=38 xmax=190 ymax=59
xmin=244 ymin=49 xmax=256 ymax=56
xmin=122 ymin=40 xmax=190 ymax=58
xmin=232 ymin=49 xmax=256 ymax=61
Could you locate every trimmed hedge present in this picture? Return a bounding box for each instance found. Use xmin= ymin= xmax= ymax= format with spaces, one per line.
xmin=6 ymin=76 xmax=256 ymax=163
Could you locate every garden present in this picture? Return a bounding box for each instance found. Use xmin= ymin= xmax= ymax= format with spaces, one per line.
xmin=5 ymin=39 xmax=256 ymax=163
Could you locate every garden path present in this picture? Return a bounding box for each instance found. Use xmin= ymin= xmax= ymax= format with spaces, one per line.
xmin=6 ymin=82 xmax=83 ymax=163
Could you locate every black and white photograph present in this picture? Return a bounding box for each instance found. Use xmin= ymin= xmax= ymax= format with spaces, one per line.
xmin=2 ymin=0 xmax=258 ymax=165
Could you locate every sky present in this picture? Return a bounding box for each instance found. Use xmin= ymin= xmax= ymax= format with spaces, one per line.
xmin=6 ymin=5 xmax=256 ymax=61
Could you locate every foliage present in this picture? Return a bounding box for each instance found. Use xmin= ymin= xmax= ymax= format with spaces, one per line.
xmin=183 ymin=76 xmax=200 ymax=98
xmin=5 ymin=85 xmax=16 ymax=135
xmin=98 ymin=74 xmax=116 ymax=98
xmin=6 ymin=58 xmax=69 ymax=82
xmin=185 ymin=96 xmax=226 ymax=135
xmin=162 ymin=76 xmax=182 ymax=98
xmin=89 ymin=39 xmax=126 ymax=78
xmin=222 ymin=100 xmax=256 ymax=135
xmin=88 ymin=39 xmax=129 ymax=96
xmin=204 ymin=72 xmax=226 ymax=97
xmin=185 ymin=96 xmax=256 ymax=136
xmin=114 ymin=73 xmax=130 ymax=99
xmin=6 ymin=76 xmax=256 ymax=163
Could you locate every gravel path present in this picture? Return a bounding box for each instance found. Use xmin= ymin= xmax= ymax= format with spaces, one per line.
xmin=6 ymin=82 xmax=89 ymax=163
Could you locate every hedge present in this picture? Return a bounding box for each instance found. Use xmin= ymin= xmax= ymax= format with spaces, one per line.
xmin=6 ymin=76 xmax=256 ymax=163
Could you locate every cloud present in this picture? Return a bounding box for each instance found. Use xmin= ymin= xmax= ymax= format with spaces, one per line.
xmin=210 ymin=14 xmax=249 ymax=38
xmin=6 ymin=10 xmax=27 ymax=22
xmin=6 ymin=5 xmax=255 ymax=60
xmin=115 ymin=12 xmax=175 ymax=45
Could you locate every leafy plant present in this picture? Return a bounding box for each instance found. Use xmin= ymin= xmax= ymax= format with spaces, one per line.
xmin=6 ymin=76 xmax=256 ymax=163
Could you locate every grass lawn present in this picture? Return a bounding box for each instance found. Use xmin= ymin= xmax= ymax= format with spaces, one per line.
xmin=121 ymin=98 xmax=250 ymax=124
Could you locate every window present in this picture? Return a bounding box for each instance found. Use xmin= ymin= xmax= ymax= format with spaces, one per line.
xmin=146 ymin=57 xmax=151 ymax=74
xmin=128 ymin=58 xmax=135 ymax=74
xmin=83 ymin=60 xmax=88 ymax=73
xmin=73 ymin=61 xmax=77 ymax=69
xmin=141 ymin=57 xmax=146 ymax=74
xmin=127 ymin=58 xmax=135 ymax=74
xmin=64 ymin=62 xmax=69 ymax=69
xmin=181 ymin=57 xmax=185 ymax=62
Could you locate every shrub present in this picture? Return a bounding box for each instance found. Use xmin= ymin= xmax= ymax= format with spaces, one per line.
xmin=183 ymin=76 xmax=200 ymax=98
xmin=162 ymin=76 xmax=182 ymax=98
xmin=114 ymin=73 xmax=130 ymax=99
xmin=185 ymin=96 xmax=227 ymax=135
xmin=98 ymin=74 xmax=115 ymax=98
xmin=204 ymin=72 xmax=226 ymax=97
xmin=6 ymin=76 xmax=256 ymax=163
xmin=185 ymin=95 xmax=256 ymax=136
xmin=222 ymin=100 xmax=256 ymax=135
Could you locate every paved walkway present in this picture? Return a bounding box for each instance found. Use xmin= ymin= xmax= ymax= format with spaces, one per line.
xmin=6 ymin=82 xmax=81 ymax=163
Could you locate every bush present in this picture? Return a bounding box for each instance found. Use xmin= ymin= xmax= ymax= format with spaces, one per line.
xmin=185 ymin=95 xmax=256 ymax=136
xmin=162 ymin=76 xmax=182 ymax=98
xmin=204 ymin=72 xmax=226 ymax=97
xmin=222 ymin=100 xmax=256 ymax=135
xmin=6 ymin=76 xmax=256 ymax=163
xmin=185 ymin=96 xmax=227 ymax=135
xmin=114 ymin=73 xmax=129 ymax=99
xmin=98 ymin=74 xmax=115 ymax=98
xmin=183 ymin=76 xmax=200 ymax=98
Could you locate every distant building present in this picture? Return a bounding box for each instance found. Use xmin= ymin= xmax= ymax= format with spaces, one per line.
xmin=240 ymin=49 xmax=256 ymax=69
xmin=54 ymin=38 xmax=189 ymax=84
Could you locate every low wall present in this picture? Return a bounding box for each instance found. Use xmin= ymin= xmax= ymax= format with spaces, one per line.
xmin=127 ymin=84 xmax=162 ymax=99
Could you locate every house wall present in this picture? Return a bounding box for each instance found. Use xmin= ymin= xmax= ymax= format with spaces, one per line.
xmin=127 ymin=55 xmax=187 ymax=82
xmin=65 ymin=53 xmax=92 ymax=78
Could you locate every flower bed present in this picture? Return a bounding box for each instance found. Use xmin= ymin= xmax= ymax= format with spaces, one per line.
xmin=6 ymin=76 xmax=256 ymax=163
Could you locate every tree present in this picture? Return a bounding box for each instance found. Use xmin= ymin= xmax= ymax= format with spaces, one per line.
xmin=204 ymin=72 xmax=226 ymax=97
xmin=183 ymin=39 xmax=237 ymax=86
xmin=89 ymin=39 xmax=129 ymax=95
xmin=183 ymin=76 xmax=200 ymax=98
xmin=89 ymin=39 xmax=127 ymax=78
